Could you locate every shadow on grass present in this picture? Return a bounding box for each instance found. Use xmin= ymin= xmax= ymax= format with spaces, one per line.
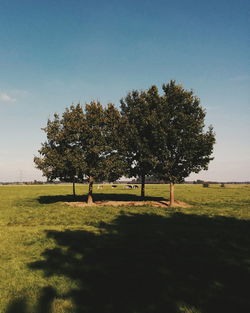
xmin=5 ymin=213 xmax=250 ymax=313
xmin=38 ymin=193 xmax=165 ymax=204
xmin=5 ymin=287 xmax=56 ymax=313
xmin=5 ymin=298 xmax=27 ymax=313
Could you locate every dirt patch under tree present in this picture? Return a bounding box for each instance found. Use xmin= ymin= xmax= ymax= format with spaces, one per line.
xmin=65 ymin=200 xmax=192 ymax=208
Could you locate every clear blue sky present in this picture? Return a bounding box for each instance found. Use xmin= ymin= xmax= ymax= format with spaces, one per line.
xmin=0 ymin=0 xmax=249 ymax=182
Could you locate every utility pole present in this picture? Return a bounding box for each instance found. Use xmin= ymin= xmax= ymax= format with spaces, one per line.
xmin=19 ymin=170 xmax=23 ymax=183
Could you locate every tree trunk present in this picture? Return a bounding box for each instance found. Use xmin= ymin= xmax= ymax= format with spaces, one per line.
xmin=169 ymin=182 xmax=174 ymax=207
xmin=87 ymin=176 xmax=94 ymax=204
xmin=72 ymin=179 xmax=76 ymax=198
xmin=141 ymin=174 xmax=145 ymax=198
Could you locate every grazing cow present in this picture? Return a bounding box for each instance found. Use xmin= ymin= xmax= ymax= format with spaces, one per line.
xmin=112 ymin=185 xmax=117 ymax=188
xmin=97 ymin=185 xmax=103 ymax=189
xmin=133 ymin=185 xmax=139 ymax=189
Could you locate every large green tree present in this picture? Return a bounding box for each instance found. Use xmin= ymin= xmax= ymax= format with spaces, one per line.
xmin=80 ymin=101 xmax=125 ymax=203
xmin=120 ymin=86 xmax=161 ymax=197
xmin=155 ymin=80 xmax=215 ymax=206
xmin=35 ymin=102 xmax=124 ymax=204
xmin=34 ymin=111 xmax=84 ymax=196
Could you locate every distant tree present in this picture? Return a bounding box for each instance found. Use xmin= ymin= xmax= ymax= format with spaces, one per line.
xmin=120 ymin=86 xmax=160 ymax=197
xmin=196 ymin=179 xmax=205 ymax=184
xmin=35 ymin=102 xmax=124 ymax=204
xmin=155 ymin=80 xmax=215 ymax=206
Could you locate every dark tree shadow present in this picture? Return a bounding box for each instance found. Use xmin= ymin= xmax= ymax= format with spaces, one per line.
xmin=5 ymin=298 xmax=28 ymax=313
xmin=38 ymin=194 xmax=87 ymax=204
xmin=5 ymin=286 xmax=56 ymax=313
xmin=38 ymin=193 xmax=165 ymax=204
xmin=36 ymin=286 xmax=57 ymax=313
xmin=17 ymin=213 xmax=250 ymax=313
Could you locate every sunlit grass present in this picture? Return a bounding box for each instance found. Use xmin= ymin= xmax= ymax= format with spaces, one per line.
xmin=0 ymin=184 xmax=249 ymax=313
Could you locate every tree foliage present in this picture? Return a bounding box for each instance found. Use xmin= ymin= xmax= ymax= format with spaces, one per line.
xmin=34 ymin=111 xmax=85 ymax=196
xmin=35 ymin=80 xmax=215 ymax=206
xmin=34 ymin=103 xmax=124 ymax=203
xmin=120 ymin=86 xmax=161 ymax=197
xmin=154 ymin=80 xmax=215 ymax=205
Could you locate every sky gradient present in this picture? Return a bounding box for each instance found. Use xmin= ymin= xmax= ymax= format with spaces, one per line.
xmin=0 ymin=0 xmax=249 ymax=182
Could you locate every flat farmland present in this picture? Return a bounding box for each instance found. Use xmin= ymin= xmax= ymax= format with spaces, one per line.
xmin=0 ymin=184 xmax=250 ymax=313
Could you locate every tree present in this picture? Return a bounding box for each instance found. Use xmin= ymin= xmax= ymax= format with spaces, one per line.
xmin=154 ymin=80 xmax=215 ymax=206
xmin=120 ymin=86 xmax=160 ymax=197
xmin=34 ymin=109 xmax=85 ymax=197
xmin=80 ymin=101 xmax=125 ymax=203
xmin=35 ymin=102 xmax=125 ymax=204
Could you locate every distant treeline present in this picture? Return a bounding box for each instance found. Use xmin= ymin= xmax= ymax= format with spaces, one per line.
xmin=0 ymin=180 xmax=249 ymax=185
xmin=187 ymin=180 xmax=250 ymax=184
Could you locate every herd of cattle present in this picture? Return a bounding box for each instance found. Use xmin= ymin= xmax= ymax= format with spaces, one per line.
xmin=121 ymin=184 xmax=139 ymax=189
xmin=97 ymin=184 xmax=139 ymax=189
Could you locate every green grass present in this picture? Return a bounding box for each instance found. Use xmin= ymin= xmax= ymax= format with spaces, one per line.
xmin=0 ymin=184 xmax=250 ymax=313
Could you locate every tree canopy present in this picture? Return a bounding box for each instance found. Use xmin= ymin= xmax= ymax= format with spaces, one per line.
xmin=120 ymin=86 xmax=161 ymax=197
xmin=35 ymin=80 xmax=215 ymax=206
xmin=154 ymin=80 xmax=215 ymax=205
xmin=34 ymin=111 xmax=85 ymax=196
xmin=34 ymin=102 xmax=125 ymax=203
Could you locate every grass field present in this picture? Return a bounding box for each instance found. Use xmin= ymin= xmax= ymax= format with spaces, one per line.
xmin=0 ymin=184 xmax=250 ymax=313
